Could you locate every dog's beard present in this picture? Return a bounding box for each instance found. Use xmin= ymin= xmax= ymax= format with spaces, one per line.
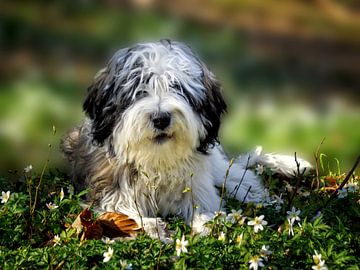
xmin=112 ymin=94 xmax=206 ymax=171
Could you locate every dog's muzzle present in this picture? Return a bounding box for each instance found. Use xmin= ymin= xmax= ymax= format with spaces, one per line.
xmin=151 ymin=112 xmax=171 ymax=131
xmin=150 ymin=112 xmax=174 ymax=144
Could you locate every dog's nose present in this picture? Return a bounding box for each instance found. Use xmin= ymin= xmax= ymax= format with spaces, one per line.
xmin=151 ymin=112 xmax=171 ymax=130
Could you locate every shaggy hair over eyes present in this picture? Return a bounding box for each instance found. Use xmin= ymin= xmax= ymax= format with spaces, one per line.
xmin=62 ymin=39 xmax=311 ymax=239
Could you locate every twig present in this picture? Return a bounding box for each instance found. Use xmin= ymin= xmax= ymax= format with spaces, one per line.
xmin=241 ymin=186 xmax=252 ymax=204
xmin=286 ymin=152 xmax=305 ymax=211
xmin=231 ymin=155 xmax=251 ymax=198
xmin=316 ymin=155 xmax=360 ymax=214
xmin=313 ymin=137 xmax=326 ymax=189
xmin=218 ymin=158 xmax=234 ymax=212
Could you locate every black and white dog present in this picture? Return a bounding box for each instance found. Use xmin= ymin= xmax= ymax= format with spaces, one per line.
xmin=62 ymin=40 xmax=311 ymax=239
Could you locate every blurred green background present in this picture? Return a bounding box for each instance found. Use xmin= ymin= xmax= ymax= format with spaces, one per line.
xmin=0 ymin=0 xmax=359 ymax=176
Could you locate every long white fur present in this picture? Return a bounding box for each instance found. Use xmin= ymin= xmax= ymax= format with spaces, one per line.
xmin=62 ymin=41 xmax=312 ymax=240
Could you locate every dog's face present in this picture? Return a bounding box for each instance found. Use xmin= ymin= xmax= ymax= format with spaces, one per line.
xmin=83 ymin=40 xmax=226 ymax=169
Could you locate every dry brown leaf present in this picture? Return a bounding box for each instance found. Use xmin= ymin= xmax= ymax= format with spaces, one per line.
xmin=69 ymin=209 xmax=141 ymax=240
xmin=84 ymin=222 xmax=103 ymax=240
xmin=97 ymin=212 xmax=142 ymax=238
xmin=324 ymin=176 xmax=338 ymax=190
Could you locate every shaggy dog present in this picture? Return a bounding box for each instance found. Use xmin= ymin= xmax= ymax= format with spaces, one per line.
xmin=62 ymin=40 xmax=311 ymax=239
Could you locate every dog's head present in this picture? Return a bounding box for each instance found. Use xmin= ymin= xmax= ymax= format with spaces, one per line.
xmin=83 ymin=40 xmax=226 ymax=168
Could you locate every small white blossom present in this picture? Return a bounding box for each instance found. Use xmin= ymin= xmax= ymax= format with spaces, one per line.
xmin=103 ymin=247 xmax=114 ymax=262
xmin=46 ymin=202 xmax=59 ymax=210
xmin=175 ymin=235 xmax=188 ymax=256
xmin=249 ymin=255 xmax=264 ymax=270
xmin=312 ymin=250 xmax=328 ymax=270
xmin=0 ymin=191 xmax=10 ymax=203
xmin=247 ymin=215 xmax=268 ymax=233
xmin=346 ymin=182 xmax=359 ymax=193
xmin=120 ymin=259 xmax=133 ymax=269
xmin=255 ymin=164 xmax=264 ymax=175
xmin=214 ymin=211 xmax=226 ymax=219
xmin=288 ymin=218 xmax=295 ymax=236
xmin=312 ymin=261 xmax=328 ymax=270
xmin=102 ymin=237 xmax=115 ymax=245
xmin=337 ymin=188 xmax=348 ymax=198
xmin=227 ymin=209 xmax=245 ymax=224
xmin=260 ymin=245 xmax=272 ymax=260
xmin=218 ymin=231 xmax=226 ymax=241
xmin=53 ymin=235 xmax=61 ymax=246
xmin=312 ymin=250 xmax=323 ymax=265
xmin=24 ymin=165 xmax=33 ymax=173
xmin=285 ymin=182 xmax=293 ymax=192
xmin=59 ymin=188 xmax=65 ymax=201
xmin=272 ymin=194 xmax=284 ymax=205
xmin=286 ymin=206 xmax=301 ymax=223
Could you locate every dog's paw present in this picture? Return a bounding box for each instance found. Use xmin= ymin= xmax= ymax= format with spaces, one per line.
xmin=191 ymin=212 xmax=214 ymax=236
xmin=141 ymin=217 xmax=172 ymax=242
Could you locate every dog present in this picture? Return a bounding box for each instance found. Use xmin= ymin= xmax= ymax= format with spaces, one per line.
xmin=61 ymin=40 xmax=311 ymax=239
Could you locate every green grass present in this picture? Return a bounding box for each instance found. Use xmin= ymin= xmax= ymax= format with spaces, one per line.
xmin=0 ymin=164 xmax=359 ymax=269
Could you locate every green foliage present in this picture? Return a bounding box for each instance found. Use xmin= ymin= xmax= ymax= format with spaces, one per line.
xmin=0 ymin=168 xmax=359 ymax=269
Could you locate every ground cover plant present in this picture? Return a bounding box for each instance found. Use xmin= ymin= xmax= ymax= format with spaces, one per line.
xmin=0 ymin=152 xmax=359 ymax=269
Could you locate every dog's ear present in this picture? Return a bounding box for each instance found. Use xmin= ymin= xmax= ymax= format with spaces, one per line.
xmin=83 ymin=48 xmax=132 ymax=145
xmin=197 ymin=65 xmax=227 ymax=153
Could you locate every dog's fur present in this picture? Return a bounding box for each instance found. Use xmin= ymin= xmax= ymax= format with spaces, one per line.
xmin=62 ymin=40 xmax=311 ymax=239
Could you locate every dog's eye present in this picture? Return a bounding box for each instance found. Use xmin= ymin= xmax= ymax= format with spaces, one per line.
xmin=135 ymin=90 xmax=148 ymax=99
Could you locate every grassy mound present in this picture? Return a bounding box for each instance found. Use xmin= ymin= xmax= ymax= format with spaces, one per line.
xmin=0 ymin=164 xmax=359 ymax=269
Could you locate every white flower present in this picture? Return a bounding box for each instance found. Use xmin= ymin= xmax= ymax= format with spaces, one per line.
xmin=312 ymin=250 xmax=323 ymax=265
xmin=53 ymin=235 xmax=61 ymax=246
xmin=235 ymin=233 xmax=244 ymax=245
xmin=312 ymin=261 xmax=328 ymax=270
xmin=288 ymin=218 xmax=295 ymax=236
xmin=218 ymin=231 xmax=226 ymax=241
xmin=0 ymin=191 xmax=10 ymax=203
xmin=59 ymin=188 xmax=65 ymax=201
xmin=247 ymin=215 xmax=268 ymax=233
xmin=46 ymin=202 xmax=59 ymax=210
xmin=227 ymin=209 xmax=245 ymax=224
xmin=272 ymin=194 xmax=284 ymax=205
xmin=285 ymin=182 xmax=293 ymax=192
xmin=102 ymin=237 xmax=115 ymax=245
xmin=337 ymin=188 xmax=348 ymax=198
xmin=346 ymin=182 xmax=359 ymax=193
xmin=175 ymin=235 xmax=188 ymax=256
xmin=249 ymin=255 xmax=264 ymax=270
xmin=255 ymin=164 xmax=264 ymax=175
xmin=24 ymin=165 xmax=33 ymax=173
xmin=103 ymin=247 xmax=114 ymax=262
xmin=214 ymin=211 xmax=226 ymax=219
xmin=120 ymin=259 xmax=133 ymax=269
xmin=286 ymin=206 xmax=301 ymax=223
xmin=312 ymin=250 xmax=328 ymax=270
xmin=260 ymin=245 xmax=272 ymax=260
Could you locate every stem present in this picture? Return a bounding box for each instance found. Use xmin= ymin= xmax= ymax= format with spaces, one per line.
xmin=286 ymin=152 xmax=303 ymax=211
xmin=232 ymin=155 xmax=251 ymax=198
xmin=218 ymin=158 xmax=234 ymax=212
xmin=241 ymin=186 xmax=252 ymax=204
xmin=313 ymin=137 xmax=326 ymax=189
xmin=318 ymin=155 xmax=360 ymax=212
xmin=31 ymin=144 xmax=52 ymax=215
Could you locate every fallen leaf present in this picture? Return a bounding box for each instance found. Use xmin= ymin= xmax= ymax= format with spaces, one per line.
xmin=97 ymin=212 xmax=142 ymax=238
xmin=69 ymin=209 xmax=141 ymax=240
